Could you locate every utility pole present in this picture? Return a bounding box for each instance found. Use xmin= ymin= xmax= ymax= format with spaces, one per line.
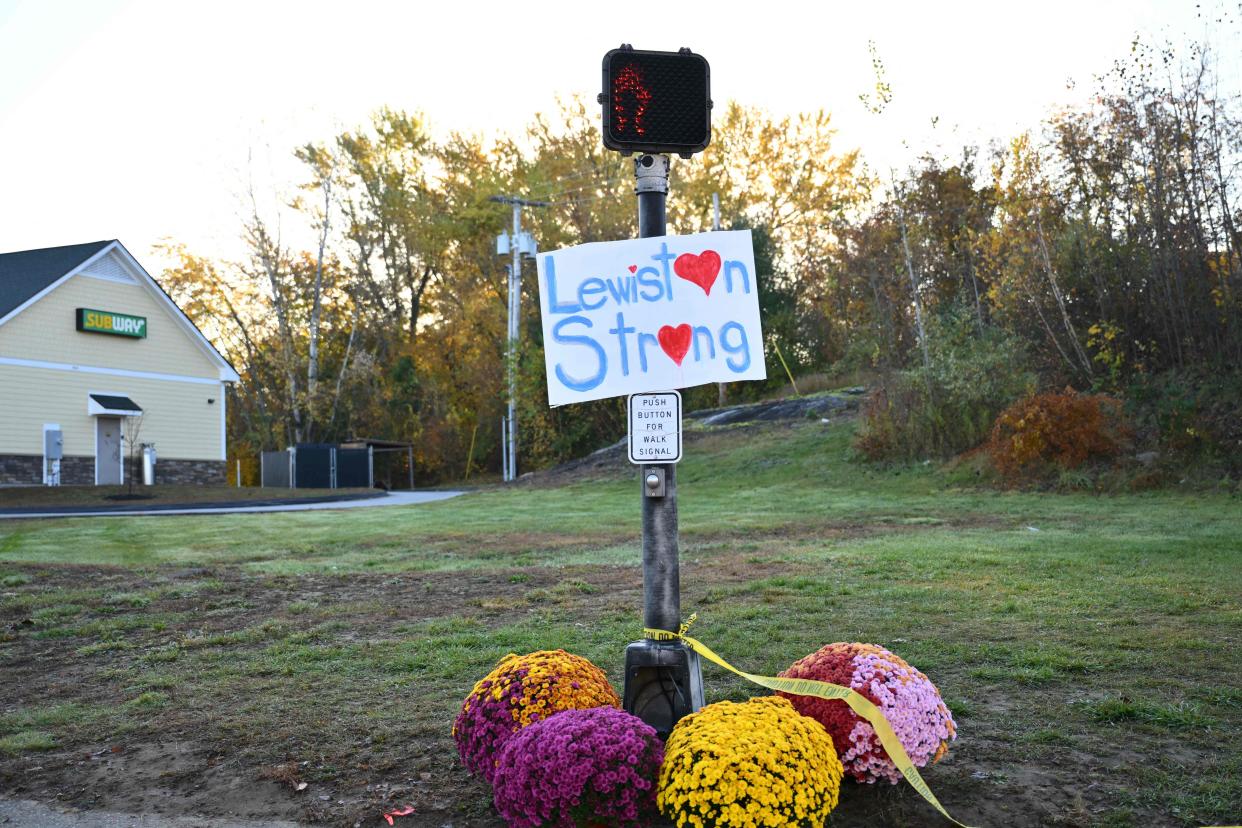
xmin=491 ymin=195 xmax=549 ymax=482
xmin=713 ymin=192 xmax=726 ymax=408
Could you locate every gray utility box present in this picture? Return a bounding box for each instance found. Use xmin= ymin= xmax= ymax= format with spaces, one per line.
xmin=44 ymin=429 xmax=64 ymax=487
xmin=44 ymin=429 xmax=63 ymax=460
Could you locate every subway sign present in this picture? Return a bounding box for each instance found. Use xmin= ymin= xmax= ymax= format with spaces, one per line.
xmin=76 ymin=308 xmax=147 ymax=338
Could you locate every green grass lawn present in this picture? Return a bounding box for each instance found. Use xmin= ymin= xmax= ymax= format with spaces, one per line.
xmin=1 ymin=420 xmax=1239 ymax=827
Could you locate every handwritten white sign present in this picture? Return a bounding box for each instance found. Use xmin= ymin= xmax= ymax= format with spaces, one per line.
xmin=537 ymin=229 xmax=765 ymax=406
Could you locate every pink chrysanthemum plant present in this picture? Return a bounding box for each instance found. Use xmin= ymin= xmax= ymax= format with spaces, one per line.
xmin=452 ymin=650 xmax=621 ymax=783
xmin=492 ymin=706 xmax=664 ymax=828
xmin=778 ymin=642 xmax=957 ymax=783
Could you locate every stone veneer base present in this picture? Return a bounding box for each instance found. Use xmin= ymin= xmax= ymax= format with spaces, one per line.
xmin=0 ymin=455 xmax=225 ymax=487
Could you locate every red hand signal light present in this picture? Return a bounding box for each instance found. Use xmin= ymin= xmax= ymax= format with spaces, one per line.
xmin=613 ymin=65 xmax=653 ymax=137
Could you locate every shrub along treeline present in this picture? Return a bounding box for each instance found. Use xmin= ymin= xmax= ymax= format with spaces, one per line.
xmin=164 ymin=36 xmax=1240 ymax=485
xmin=849 ymin=38 xmax=1241 ymax=485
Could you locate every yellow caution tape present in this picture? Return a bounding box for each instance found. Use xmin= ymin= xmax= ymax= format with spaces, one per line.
xmin=645 ymin=614 xmax=974 ymax=828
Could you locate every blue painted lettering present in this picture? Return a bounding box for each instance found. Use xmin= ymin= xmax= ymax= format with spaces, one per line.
xmin=692 ymin=325 xmax=716 ymax=362
xmin=578 ymin=278 xmax=608 ymax=311
xmin=724 ymin=260 xmax=751 ymax=294
xmin=637 ymin=332 xmax=659 ymax=373
xmin=720 ymin=321 xmax=751 ymax=372
xmin=605 ymin=275 xmax=638 ymax=305
xmin=608 ymin=312 xmax=636 ymax=376
xmin=652 ymin=243 xmax=675 ymax=301
xmin=636 ymin=267 xmax=664 ymax=301
xmin=552 ymin=316 xmax=607 ymax=391
xmin=544 ymin=256 xmax=581 ymax=314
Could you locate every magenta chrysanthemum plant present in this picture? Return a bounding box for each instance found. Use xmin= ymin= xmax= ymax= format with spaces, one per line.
xmin=452 ymin=650 xmax=621 ymax=784
xmin=492 ymin=707 xmax=664 ymax=828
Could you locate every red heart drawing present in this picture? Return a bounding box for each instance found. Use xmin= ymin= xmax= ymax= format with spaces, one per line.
xmin=658 ymin=324 xmax=692 ymax=366
xmin=628 ymin=265 xmax=637 ymax=273
xmin=673 ymin=250 xmax=722 ymax=296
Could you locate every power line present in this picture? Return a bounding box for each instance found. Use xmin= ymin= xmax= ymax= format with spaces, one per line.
xmin=530 ymin=165 xmax=607 ymax=188
xmin=536 ymin=175 xmax=627 ymax=201
xmin=526 ymin=163 xmax=630 ymax=199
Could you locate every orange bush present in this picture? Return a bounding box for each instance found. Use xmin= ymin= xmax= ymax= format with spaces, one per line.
xmin=853 ymin=388 xmax=901 ymax=461
xmin=987 ymin=390 xmax=1131 ymax=479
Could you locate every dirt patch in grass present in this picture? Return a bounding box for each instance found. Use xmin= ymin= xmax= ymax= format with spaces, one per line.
xmin=18 ymin=740 xmax=305 ymax=822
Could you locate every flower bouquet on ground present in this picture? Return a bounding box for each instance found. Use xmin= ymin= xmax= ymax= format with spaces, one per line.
xmin=778 ymin=642 xmax=956 ymax=783
xmin=492 ymin=706 xmax=664 ymax=828
xmin=452 ymin=650 xmax=621 ymax=783
xmin=657 ymin=696 xmax=843 ymax=828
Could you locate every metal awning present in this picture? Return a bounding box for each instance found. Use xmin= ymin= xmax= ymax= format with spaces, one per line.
xmin=88 ymin=393 xmax=143 ymax=416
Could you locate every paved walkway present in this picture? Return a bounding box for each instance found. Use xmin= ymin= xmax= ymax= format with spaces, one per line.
xmin=0 ymin=799 xmax=304 ymax=827
xmin=0 ymin=490 xmax=464 ymax=519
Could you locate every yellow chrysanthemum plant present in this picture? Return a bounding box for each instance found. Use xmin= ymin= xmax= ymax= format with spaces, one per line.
xmin=657 ymin=696 xmax=845 ymax=828
xmin=452 ymin=649 xmax=621 ymax=784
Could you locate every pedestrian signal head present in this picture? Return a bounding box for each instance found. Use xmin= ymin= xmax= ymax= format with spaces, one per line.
xmin=600 ymin=47 xmax=711 ymax=157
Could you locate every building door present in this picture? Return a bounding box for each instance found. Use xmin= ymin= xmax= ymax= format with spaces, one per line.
xmin=96 ymin=417 xmax=122 ymax=485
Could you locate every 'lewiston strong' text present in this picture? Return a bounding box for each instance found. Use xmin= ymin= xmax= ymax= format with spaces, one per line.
xmin=537 ymin=230 xmax=765 ymax=406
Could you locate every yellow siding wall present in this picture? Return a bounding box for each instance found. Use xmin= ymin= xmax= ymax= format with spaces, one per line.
xmin=0 ymin=269 xmax=227 ymax=461
xmin=0 ymin=273 xmax=221 ymax=378
xmin=0 ymin=364 xmax=223 ymax=460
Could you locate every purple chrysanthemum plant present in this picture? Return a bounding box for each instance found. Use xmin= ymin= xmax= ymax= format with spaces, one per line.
xmin=492 ymin=706 xmax=664 ymax=828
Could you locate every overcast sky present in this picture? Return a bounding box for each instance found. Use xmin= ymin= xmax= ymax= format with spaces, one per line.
xmin=0 ymin=0 xmax=1233 ymax=268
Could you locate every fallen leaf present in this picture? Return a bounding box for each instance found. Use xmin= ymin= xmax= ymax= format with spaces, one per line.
xmin=383 ymin=805 xmax=416 ymax=825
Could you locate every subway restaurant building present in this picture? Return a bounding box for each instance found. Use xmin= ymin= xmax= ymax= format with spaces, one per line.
xmin=0 ymin=240 xmax=239 ymax=486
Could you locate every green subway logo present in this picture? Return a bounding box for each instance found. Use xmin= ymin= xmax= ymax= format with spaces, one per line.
xmin=76 ymin=308 xmax=147 ymax=338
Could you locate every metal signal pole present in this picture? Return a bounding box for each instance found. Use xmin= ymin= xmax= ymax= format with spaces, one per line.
xmin=597 ymin=43 xmax=713 ymax=738
xmin=635 ymin=154 xmax=678 ymax=634
xmin=713 ymin=192 xmax=726 ymax=408
xmin=491 ymin=195 xmax=549 ymax=482
xmin=621 ymin=154 xmax=704 ymax=739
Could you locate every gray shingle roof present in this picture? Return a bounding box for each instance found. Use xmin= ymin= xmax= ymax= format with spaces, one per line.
xmin=0 ymin=240 xmax=114 ymax=320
